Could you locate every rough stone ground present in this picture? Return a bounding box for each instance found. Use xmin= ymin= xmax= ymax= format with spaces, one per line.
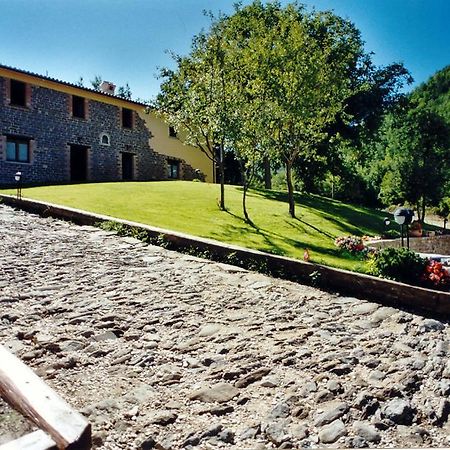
xmin=1 ymin=204 xmax=450 ymax=450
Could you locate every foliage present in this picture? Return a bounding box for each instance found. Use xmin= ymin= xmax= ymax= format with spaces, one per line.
xmin=368 ymin=247 xmax=427 ymax=284
xmin=422 ymin=260 xmax=450 ymax=289
xmin=154 ymin=14 xmax=234 ymax=211
xmin=295 ymin=61 xmax=412 ymax=203
xmin=377 ymin=105 xmax=450 ymax=222
xmin=335 ymin=235 xmax=365 ymax=253
xmin=411 ymin=65 xmax=450 ymax=123
xmin=309 ymin=270 xmax=322 ymax=287
xmin=90 ymin=75 xmax=102 ymax=90
xmin=117 ymin=83 xmax=132 ymax=100
xmin=334 ymin=235 xmax=376 ymax=258
xmin=435 ymin=197 xmax=450 ymax=229
xmin=233 ymin=2 xmax=361 ymax=218
xmin=155 ymin=1 xmax=391 ymax=218
xmin=383 ymin=229 xmax=401 ymax=239
xmin=97 ymin=221 xmax=151 ymax=243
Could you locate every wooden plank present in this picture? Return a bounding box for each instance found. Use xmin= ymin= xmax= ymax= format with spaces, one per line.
xmin=0 ymin=430 xmax=57 ymax=450
xmin=0 ymin=345 xmax=91 ymax=449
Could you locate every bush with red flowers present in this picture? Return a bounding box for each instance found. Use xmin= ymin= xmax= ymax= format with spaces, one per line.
xmin=334 ymin=235 xmax=377 ymax=259
xmin=423 ymin=260 xmax=450 ymax=289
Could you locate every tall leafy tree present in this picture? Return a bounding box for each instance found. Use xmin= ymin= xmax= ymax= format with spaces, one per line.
xmin=154 ymin=18 xmax=233 ymax=210
xmin=378 ymin=106 xmax=450 ymax=222
xmin=247 ymin=4 xmax=360 ymax=217
xmin=436 ymin=197 xmax=450 ymax=231
xmin=411 ymin=65 xmax=450 ymax=122
xmin=117 ymin=83 xmax=132 ymax=99
xmin=155 ymin=1 xmax=405 ymax=218
xmin=90 ymin=75 xmax=102 ymax=90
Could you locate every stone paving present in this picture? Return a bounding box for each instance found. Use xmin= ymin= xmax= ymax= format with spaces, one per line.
xmin=1 ymin=204 xmax=450 ymax=449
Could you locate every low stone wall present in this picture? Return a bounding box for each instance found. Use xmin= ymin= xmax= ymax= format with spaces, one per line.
xmin=370 ymin=235 xmax=450 ymax=254
xmin=2 ymin=194 xmax=450 ymax=318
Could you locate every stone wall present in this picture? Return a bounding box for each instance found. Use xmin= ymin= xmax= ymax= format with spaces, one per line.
xmin=0 ymin=76 xmax=169 ymax=185
xmin=370 ymin=235 xmax=450 ymax=255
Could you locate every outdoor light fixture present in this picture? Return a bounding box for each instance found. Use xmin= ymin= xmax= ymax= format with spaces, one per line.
xmin=383 ymin=217 xmax=391 ymax=227
xmin=394 ymin=207 xmax=414 ymax=249
xmin=14 ymin=172 xmax=22 ymax=200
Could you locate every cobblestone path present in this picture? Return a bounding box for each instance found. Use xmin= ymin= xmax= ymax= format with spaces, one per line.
xmin=1 ymin=204 xmax=450 ymax=449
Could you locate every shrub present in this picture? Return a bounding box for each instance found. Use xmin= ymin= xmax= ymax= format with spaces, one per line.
xmin=335 ymin=235 xmax=376 ymax=259
xmin=335 ymin=235 xmax=365 ymax=253
xmin=383 ymin=229 xmax=401 ymax=239
xmin=369 ymin=247 xmax=427 ymax=284
xmin=422 ymin=260 xmax=450 ymax=289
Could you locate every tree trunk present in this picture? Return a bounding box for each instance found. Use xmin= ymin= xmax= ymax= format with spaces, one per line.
xmin=420 ymin=197 xmax=426 ymax=225
xmin=285 ymin=161 xmax=295 ymax=218
xmin=219 ymin=143 xmax=225 ymax=210
xmin=239 ymin=162 xmax=250 ymax=222
xmin=243 ymin=181 xmax=250 ymax=222
xmin=264 ymin=156 xmax=272 ymax=190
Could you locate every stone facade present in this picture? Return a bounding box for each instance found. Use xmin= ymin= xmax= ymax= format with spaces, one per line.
xmin=370 ymin=235 xmax=450 ymax=255
xmin=0 ymin=72 xmax=202 ymax=185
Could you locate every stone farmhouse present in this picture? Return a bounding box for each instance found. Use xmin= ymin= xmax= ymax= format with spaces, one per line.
xmin=0 ymin=64 xmax=213 ymax=186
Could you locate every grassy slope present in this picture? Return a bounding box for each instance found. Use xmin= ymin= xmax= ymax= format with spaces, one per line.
xmin=1 ymin=181 xmax=395 ymax=271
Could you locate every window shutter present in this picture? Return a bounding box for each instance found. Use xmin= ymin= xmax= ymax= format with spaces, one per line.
xmin=0 ymin=135 xmax=6 ymax=160
xmin=29 ymin=139 xmax=36 ymax=163
xmin=25 ymin=84 xmax=32 ymax=108
xmin=5 ymin=79 xmax=11 ymax=105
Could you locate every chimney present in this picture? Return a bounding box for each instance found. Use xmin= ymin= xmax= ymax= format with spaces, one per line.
xmin=100 ymin=81 xmax=116 ymax=95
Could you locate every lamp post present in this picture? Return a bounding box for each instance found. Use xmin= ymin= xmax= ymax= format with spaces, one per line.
xmin=14 ymin=172 xmax=22 ymax=200
xmin=394 ymin=208 xmax=414 ymax=249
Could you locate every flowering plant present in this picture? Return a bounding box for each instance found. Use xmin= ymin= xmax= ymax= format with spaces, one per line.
xmin=422 ymin=260 xmax=450 ymax=288
xmin=334 ymin=235 xmax=377 ymax=258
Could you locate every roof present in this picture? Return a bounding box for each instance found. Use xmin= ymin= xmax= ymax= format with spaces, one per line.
xmin=0 ymin=63 xmax=148 ymax=108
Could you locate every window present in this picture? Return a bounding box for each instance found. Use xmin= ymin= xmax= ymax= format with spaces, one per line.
xmin=6 ymin=137 xmax=30 ymax=163
xmin=100 ymin=133 xmax=110 ymax=146
xmin=168 ymin=159 xmax=179 ymax=179
xmin=10 ymin=80 xmax=26 ymax=107
xmin=72 ymin=95 xmax=86 ymax=119
xmin=122 ymin=108 xmax=133 ymax=128
xmin=168 ymin=126 xmax=177 ymax=138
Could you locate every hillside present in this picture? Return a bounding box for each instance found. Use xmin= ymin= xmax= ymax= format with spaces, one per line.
xmin=411 ymin=65 xmax=450 ymax=122
xmin=0 ymin=181 xmax=401 ymax=272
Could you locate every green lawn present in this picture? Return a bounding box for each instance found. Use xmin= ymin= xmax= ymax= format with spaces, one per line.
xmin=1 ymin=181 xmax=396 ymax=272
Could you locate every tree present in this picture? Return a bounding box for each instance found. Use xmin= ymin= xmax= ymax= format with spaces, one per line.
xmin=291 ymin=39 xmax=412 ymax=204
xmin=246 ymin=4 xmax=362 ymax=217
xmin=436 ymin=197 xmax=450 ymax=231
xmin=155 ymin=1 xmax=404 ymax=218
xmin=154 ymin=17 xmax=235 ymax=211
xmin=117 ymin=83 xmax=132 ymax=99
xmin=378 ymin=106 xmax=450 ymax=222
xmin=90 ymin=75 xmax=102 ymax=90
xmin=411 ymin=65 xmax=450 ymax=122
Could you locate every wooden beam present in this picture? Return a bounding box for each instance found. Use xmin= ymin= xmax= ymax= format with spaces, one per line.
xmin=0 ymin=430 xmax=57 ymax=450
xmin=0 ymin=345 xmax=91 ymax=449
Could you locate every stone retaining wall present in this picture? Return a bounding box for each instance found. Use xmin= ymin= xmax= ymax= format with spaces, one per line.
xmin=370 ymin=235 xmax=450 ymax=254
xmin=2 ymin=194 xmax=450 ymax=318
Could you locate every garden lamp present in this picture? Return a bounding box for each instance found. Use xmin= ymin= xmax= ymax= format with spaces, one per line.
xmin=14 ymin=172 xmax=22 ymax=200
xmin=394 ymin=208 xmax=414 ymax=249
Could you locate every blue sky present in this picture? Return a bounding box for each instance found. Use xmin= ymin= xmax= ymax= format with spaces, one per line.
xmin=0 ymin=0 xmax=448 ymax=101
